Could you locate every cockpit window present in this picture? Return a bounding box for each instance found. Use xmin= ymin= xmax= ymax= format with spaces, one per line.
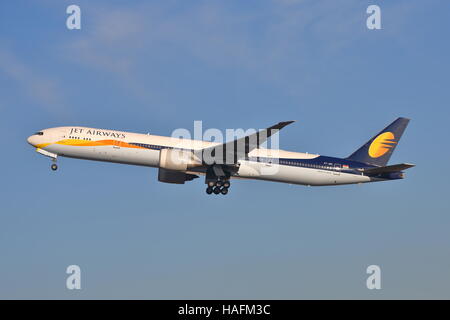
xmin=35 ymin=131 xmax=44 ymax=135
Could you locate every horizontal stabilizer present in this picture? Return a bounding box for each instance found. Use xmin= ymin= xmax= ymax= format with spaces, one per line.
xmin=363 ymin=163 xmax=415 ymax=175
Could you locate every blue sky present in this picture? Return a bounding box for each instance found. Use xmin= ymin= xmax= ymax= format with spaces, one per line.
xmin=1 ymin=0 xmax=449 ymax=299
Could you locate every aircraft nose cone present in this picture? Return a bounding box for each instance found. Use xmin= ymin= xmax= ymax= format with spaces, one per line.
xmin=27 ymin=135 xmax=36 ymax=146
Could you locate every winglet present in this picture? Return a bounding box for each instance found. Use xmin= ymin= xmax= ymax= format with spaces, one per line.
xmin=269 ymin=121 xmax=296 ymax=131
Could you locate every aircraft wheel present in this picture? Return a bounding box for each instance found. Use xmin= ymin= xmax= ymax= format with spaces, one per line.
xmin=207 ymin=181 xmax=215 ymax=188
xmin=213 ymin=186 xmax=221 ymax=194
xmin=220 ymin=187 xmax=228 ymax=195
xmin=206 ymin=187 xmax=213 ymax=195
xmin=223 ymin=181 xmax=230 ymax=188
xmin=51 ymin=164 xmax=58 ymax=171
xmin=215 ymin=180 xmax=223 ymax=187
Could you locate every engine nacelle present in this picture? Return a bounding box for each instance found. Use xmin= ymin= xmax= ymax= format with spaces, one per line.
xmin=158 ymin=168 xmax=198 ymax=184
xmin=236 ymin=161 xmax=260 ymax=178
xmin=159 ymin=148 xmax=202 ymax=171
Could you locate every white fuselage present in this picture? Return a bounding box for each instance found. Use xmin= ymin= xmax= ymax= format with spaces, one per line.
xmin=27 ymin=126 xmax=372 ymax=186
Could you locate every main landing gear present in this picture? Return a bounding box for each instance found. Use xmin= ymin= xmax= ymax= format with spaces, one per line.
xmin=206 ymin=179 xmax=230 ymax=195
xmin=205 ymin=165 xmax=232 ymax=196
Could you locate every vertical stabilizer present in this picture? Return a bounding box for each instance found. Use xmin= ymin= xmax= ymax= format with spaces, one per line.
xmin=346 ymin=117 xmax=410 ymax=166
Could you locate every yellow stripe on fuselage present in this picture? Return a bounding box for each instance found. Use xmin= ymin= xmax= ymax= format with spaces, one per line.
xmin=37 ymin=139 xmax=147 ymax=150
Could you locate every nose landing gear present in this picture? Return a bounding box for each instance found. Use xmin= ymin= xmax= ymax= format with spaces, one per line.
xmin=50 ymin=157 xmax=58 ymax=171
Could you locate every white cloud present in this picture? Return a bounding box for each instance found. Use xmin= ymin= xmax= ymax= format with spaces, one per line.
xmin=0 ymin=49 xmax=69 ymax=118
xmin=61 ymin=1 xmax=409 ymax=99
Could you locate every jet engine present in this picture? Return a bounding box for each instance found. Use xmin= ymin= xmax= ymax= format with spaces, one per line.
xmin=236 ymin=161 xmax=260 ymax=178
xmin=159 ymin=148 xmax=202 ymax=171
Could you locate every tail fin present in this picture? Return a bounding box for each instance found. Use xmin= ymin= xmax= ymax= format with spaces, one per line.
xmin=346 ymin=117 xmax=410 ymax=166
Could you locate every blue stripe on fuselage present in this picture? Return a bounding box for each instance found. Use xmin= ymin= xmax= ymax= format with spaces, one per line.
xmin=128 ymin=142 xmax=378 ymax=176
xmin=249 ymin=155 xmax=374 ymax=174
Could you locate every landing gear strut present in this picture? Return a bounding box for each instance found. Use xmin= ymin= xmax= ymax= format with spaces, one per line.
xmin=50 ymin=158 xmax=58 ymax=171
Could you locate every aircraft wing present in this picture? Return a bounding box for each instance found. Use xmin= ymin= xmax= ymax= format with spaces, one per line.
xmin=196 ymin=121 xmax=295 ymax=165
xmin=362 ymin=163 xmax=415 ymax=175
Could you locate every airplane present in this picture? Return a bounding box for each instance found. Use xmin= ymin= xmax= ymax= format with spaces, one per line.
xmin=26 ymin=117 xmax=414 ymax=195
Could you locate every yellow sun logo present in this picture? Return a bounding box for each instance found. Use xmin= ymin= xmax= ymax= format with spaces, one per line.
xmin=368 ymin=132 xmax=396 ymax=158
